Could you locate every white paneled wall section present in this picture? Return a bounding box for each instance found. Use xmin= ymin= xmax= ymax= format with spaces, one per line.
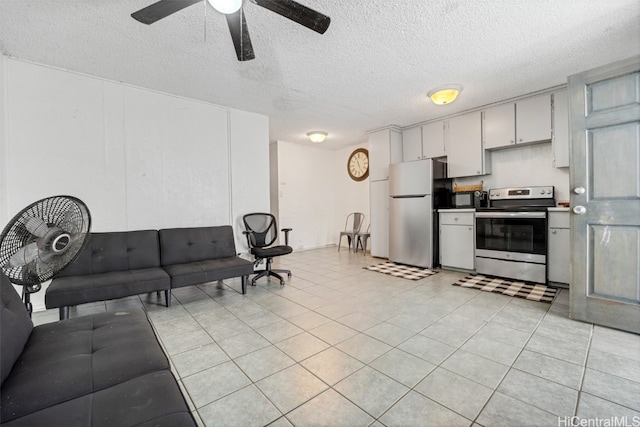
xmin=0 ymin=57 xmax=269 ymax=309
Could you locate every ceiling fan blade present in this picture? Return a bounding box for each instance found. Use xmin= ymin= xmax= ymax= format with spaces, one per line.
xmin=251 ymin=0 xmax=330 ymax=34
xmin=226 ymin=9 xmax=255 ymax=61
xmin=131 ymin=0 xmax=203 ymax=25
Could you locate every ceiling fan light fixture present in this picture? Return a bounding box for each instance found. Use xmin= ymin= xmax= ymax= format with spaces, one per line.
xmin=427 ymin=84 xmax=463 ymax=105
xmin=207 ymin=0 xmax=243 ymax=14
xmin=307 ymin=131 xmax=328 ymax=143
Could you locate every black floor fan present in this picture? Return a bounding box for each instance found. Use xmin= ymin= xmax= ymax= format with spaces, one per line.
xmin=0 ymin=196 xmax=91 ymax=316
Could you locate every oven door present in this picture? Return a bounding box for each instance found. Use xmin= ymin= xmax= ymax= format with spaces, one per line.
xmin=475 ymin=211 xmax=547 ymax=282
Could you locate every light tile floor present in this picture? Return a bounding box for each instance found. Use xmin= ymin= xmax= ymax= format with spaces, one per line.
xmin=33 ymin=247 xmax=640 ymax=427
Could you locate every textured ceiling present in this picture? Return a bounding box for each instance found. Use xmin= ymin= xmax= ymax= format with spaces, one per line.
xmin=1 ymin=0 xmax=639 ymax=149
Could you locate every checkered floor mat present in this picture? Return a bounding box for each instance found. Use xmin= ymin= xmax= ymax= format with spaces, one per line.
xmin=364 ymin=262 xmax=438 ymax=280
xmin=452 ymin=275 xmax=558 ymax=303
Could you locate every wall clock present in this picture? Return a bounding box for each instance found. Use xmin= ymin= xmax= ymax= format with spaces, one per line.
xmin=347 ymin=148 xmax=369 ymax=181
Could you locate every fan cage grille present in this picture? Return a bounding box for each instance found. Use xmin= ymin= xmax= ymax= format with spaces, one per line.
xmin=0 ymin=196 xmax=91 ymax=285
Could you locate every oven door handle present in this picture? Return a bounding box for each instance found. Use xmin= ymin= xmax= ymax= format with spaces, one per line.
xmin=475 ymin=211 xmax=546 ymax=219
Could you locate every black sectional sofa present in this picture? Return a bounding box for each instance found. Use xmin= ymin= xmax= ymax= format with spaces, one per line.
xmin=0 ymin=272 xmax=196 ymax=426
xmin=45 ymin=225 xmax=254 ymax=319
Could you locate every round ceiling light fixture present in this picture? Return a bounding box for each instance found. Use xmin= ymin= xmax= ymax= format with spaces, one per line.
xmin=306 ymin=131 xmax=328 ymax=143
xmin=207 ymin=0 xmax=243 ymax=14
xmin=427 ymin=84 xmax=463 ymax=105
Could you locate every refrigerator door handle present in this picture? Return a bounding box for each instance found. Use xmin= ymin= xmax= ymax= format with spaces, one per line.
xmin=390 ymin=194 xmax=428 ymax=199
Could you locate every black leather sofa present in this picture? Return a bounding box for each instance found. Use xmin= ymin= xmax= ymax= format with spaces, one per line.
xmin=45 ymin=230 xmax=171 ymax=321
xmin=45 ymin=226 xmax=254 ymax=320
xmin=0 ymin=272 xmax=196 ymax=426
xmin=159 ymin=226 xmax=254 ymax=295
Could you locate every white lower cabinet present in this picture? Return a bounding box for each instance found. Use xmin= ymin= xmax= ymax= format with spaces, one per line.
xmin=439 ymin=211 xmax=475 ymax=270
xmin=548 ymin=210 xmax=570 ymax=284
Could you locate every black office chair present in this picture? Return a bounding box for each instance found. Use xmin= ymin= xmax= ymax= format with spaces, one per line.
xmin=242 ymin=213 xmax=293 ymax=286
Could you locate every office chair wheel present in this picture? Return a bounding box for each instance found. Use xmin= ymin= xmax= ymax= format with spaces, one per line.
xmin=287 ymin=272 xmax=292 ymax=277
xmin=280 ymin=280 xmax=285 ymax=285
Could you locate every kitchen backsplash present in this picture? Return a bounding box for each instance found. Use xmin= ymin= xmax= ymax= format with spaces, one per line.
xmin=452 ymin=142 xmax=570 ymax=204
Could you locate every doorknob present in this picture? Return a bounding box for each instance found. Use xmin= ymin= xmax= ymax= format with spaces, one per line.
xmin=573 ymin=205 xmax=586 ymax=215
xmin=573 ymin=187 xmax=586 ymax=195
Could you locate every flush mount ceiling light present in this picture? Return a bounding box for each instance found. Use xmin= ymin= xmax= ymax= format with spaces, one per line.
xmin=307 ymin=131 xmax=328 ymax=143
xmin=427 ymin=84 xmax=463 ymax=105
xmin=207 ymin=0 xmax=242 ymax=14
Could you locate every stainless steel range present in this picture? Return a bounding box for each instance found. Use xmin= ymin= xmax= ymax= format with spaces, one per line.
xmin=475 ymin=186 xmax=555 ymax=283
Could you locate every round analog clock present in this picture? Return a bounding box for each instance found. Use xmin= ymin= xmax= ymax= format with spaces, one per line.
xmin=347 ymin=148 xmax=369 ymax=181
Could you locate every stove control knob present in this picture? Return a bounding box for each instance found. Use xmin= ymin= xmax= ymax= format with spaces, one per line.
xmin=540 ymin=189 xmax=545 ymax=195
xmin=546 ymin=189 xmax=552 ymax=194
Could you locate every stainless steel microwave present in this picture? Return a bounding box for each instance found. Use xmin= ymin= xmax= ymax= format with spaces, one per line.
xmin=453 ymin=191 xmax=488 ymax=208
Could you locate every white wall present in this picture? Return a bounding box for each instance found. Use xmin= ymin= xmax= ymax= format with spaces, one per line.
xmin=229 ymin=109 xmax=270 ymax=252
xmin=1 ymin=57 xmax=269 ymax=310
xmin=274 ymin=140 xmax=369 ymax=250
xmin=453 ymin=142 xmax=570 ymax=202
xmin=0 ymin=55 xmax=7 ymax=224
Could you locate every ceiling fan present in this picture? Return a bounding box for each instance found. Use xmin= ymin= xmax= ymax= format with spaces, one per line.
xmin=131 ymin=0 xmax=331 ymax=61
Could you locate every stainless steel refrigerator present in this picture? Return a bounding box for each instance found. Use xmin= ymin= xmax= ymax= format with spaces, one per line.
xmin=389 ymin=160 xmax=433 ymax=268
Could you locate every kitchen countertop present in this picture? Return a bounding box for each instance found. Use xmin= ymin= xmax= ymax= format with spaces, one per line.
xmin=438 ymin=207 xmax=570 ymax=212
xmin=438 ymin=208 xmax=476 ymax=213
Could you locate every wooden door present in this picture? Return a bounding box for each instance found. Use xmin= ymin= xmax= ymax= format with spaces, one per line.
xmin=568 ymin=55 xmax=640 ymax=334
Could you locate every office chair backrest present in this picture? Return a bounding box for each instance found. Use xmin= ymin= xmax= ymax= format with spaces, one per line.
xmin=345 ymin=212 xmax=365 ymax=233
xmin=243 ymin=213 xmax=278 ymax=248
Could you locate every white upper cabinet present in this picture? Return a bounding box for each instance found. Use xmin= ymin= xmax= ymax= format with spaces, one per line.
xmin=483 ymin=93 xmax=552 ymax=150
xmin=483 ymin=103 xmax=516 ymax=149
xmin=401 ymin=121 xmax=446 ymax=161
xmin=369 ymin=127 xmax=403 ymax=181
xmin=552 ymin=90 xmax=569 ymax=168
xmin=447 ymin=111 xmax=489 ymax=178
xmin=422 ymin=120 xmax=446 ymax=158
xmin=517 ymin=93 xmax=552 ymax=144
xmin=401 ymin=126 xmax=422 ymax=161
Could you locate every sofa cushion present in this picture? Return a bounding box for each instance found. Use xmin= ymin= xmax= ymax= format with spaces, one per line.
xmin=45 ymin=267 xmax=170 ymax=309
xmin=0 ymin=308 xmax=170 ymax=423
xmin=163 ymin=257 xmax=254 ymax=288
xmin=1 ymin=371 xmax=194 ymax=427
xmin=159 ymin=226 xmax=238 ymax=266
xmin=55 ymin=230 xmax=162 ymax=277
xmin=0 ymin=273 xmax=33 ymax=385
